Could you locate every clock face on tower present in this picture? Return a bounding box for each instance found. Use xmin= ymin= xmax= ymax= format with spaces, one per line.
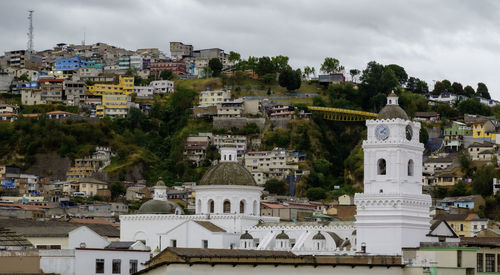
xmin=406 ymin=124 xmax=413 ymax=141
xmin=375 ymin=124 xmax=389 ymax=140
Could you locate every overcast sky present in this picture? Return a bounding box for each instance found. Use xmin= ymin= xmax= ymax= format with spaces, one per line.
xmin=1 ymin=0 xmax=500 ymax=98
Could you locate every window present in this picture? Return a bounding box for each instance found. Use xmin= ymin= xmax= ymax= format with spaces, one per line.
xmin=477 ymin=253 xmax=483 ymax=272
xmin=170 ymin=239 xmax=177 ymax=247
xmin=408 ymin=159 xmax=414 ymax=176
xmin=460 ymin=224 xmax=464 ymax=231
xmin=129 ymin=259 xmax=138 ymax=274
xmin=497 ymin=254 xmax=500 ymax=273
xmin=457 ymin=250 xmax=462 ymax=267
xmin=112 ymin=259 xmax=121 ymax=274
xmin=202 ymin=240 xmax=208 ymax=248
xmin=209 ymin=200 xmax=214 ymax=213
xmin=223 ymin=200 xmax=231 ymax=213
xmin=486 ymin=254 xmax=495 ymax=272
xmin=377 ymin=159 xmax=386 ymax=175
xmin=240 ymin=200 xmax=245 ymax=214
xmin=95 ymin=259 xmax=104 ymax=274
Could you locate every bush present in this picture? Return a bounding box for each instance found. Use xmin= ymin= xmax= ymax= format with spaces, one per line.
xmin=264 ymin=179 xmax=287 ymax=195
xmin=306 ymin=187 xmax=326 ymax=201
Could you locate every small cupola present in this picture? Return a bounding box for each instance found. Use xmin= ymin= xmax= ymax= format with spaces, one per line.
xmin=240 ymin=230 xmax=254 ymax=249
xmin=220 ymin=147 xmax=237 ymax=163
xmin=387 ymin=91 xmax=398 ymax=105
xmin=153 ymin=177 xmax=167 ymax=200
xmin=275 ymin=230 xmax=291 ymax=250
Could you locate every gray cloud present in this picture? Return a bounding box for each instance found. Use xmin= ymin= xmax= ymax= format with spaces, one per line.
xmin=1 ymin=0 xmax=500 ymax=97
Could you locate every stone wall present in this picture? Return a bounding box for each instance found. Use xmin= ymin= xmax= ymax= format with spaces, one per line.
xmin=213 ymin=117 xmax=265 ymax=129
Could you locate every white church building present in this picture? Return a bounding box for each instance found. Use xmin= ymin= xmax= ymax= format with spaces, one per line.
xmin=120 ymin=93 xmax=435 ymax=256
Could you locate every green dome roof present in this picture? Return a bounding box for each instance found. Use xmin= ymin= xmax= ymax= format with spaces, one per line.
xmin=137 ymin=199 xmax=182 ymax=214
xmin=199 ymin=162 xmax=257 ymax=186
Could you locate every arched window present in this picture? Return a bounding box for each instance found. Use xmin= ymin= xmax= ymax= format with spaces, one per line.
xmin=377 ymin=159 xmax=386 ymax=175
xmin=408 ymin=159 xmax=414 ymax=176
xmin=240 ymin=200 xmax=245 ymax=214
xmin=223 ymin=200 xmax=231 ymax=213
xmin=197 ymin=199 xmax=201 ymax=213
xmin=208 ymin=199 xmax=214 ymax=213
xmin=253 ymin=200 xmax=258 ymax=215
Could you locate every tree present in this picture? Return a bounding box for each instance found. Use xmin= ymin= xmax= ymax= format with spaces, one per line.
xmin=432 ymin=80 xmax=452 ymax=95
xmin=228 ymin=51 xmax=241 ymax=63
xmin=208 ymin=58 xmax=223 ymax=77
xmin=110 ymin=182 xmax=126 ymax=199
xmin=358 ymin=61 xmax=398 ymax=111
xmin=459 ymin=152 xmax=474 ymax=178
xmin=278 ymin=68 xmax=301 ymax=91
xmin=18 ymin=73 xmax=29 ymax=82
xmin=263 ymin=73 xmax=275 ymax=85
xmin=247 ymin=56 xmax=258 ymax=73
xmin=464 ymin=85 xmax=475 ymax=97
xmin=320 ymin=57 xmax=344 ymax=74
xmin=476 ymin=82 xmax=490 ymax=99
xmin=160 ymin=69 xmax=173 ymax=80
xmin=452 ymin=82 xmax=464 ymax=95
xmin=419 ymin=127 xmax=429 ymax=144
xmin=306 ymin=187 xmax=326 ymax=201
xmin=255 ymin=56 xmax=275 ymax=76
xmin=472 ymin=165 xmax=496 ymax=197
xmin=349 ymin=69 xmax=360 ymax=83
xmin=415 ymin=79 xmax=429 ymax=94
xmin=457 ymin=98 xmax=491 ymax=116
xmin=304 ymin=66 xmax=313 ymax=79
xmin=271 ymin=55 xmax=289 ymax=72
xmin=264 ymin=178 xmax=287 ymax=195
xmin=385 ymin=64 xmax=408 ymax=86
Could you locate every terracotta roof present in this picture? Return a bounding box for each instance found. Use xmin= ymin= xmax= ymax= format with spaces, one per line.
xmin=139 ymin=247 xmax=403 ymax=274
xmin=0 ymin=203 xmax=52 ymax=210
xmin=0 ymin=227 xmax=33 ymax=248
xmin=21 ymin=113 xmax=40 ymax=118
xmin=70 ymin=218 xmax=119 ymax=227
xmin=261 ymin=202 xmax=286 ymax=209
xmin=1 ymin=218 xmax=119 ymax=238
xmin=461 ymin=237 xmax=500 ymax=247
xmin=193 ymin=221 xmax=226 ymax=233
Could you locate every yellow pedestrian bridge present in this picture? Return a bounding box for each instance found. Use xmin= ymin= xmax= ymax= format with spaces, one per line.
xmin=308 ymin=106 xmax=377 ymax=122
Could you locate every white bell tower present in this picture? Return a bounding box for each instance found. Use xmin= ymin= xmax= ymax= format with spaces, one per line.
xmin=354 ymin=92 xmax=431 ymax=255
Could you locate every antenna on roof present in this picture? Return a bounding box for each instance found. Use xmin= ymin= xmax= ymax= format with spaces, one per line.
xmin=82 ymin=27 xmax=86 ymax=46
xmin=27 ymin=10 xmax=34 ymax=55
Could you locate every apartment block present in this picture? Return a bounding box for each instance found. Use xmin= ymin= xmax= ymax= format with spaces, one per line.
xmin=212 ymin=135 xmax=247 ymax=160
xmin=184 ymin=135 xmax=212 ymax=166
xmin=198 ymin=90 xmax=231 ymax=107
xmin=244 ymin=148 xmax=305 ymax=185
xmin=150 ymin=80 xmax=174 ymax=94
xmin=217 ymin=99 xmax=244 ymax=118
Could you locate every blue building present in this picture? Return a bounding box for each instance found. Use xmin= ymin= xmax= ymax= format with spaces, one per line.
xmin=440 ymin=195 xmax=485 ymax=211
xmin=55 ymin=56 xmax=88 ymax=71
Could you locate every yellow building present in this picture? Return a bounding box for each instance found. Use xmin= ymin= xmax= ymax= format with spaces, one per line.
xmin=88 ymin=76 xmax=133 ymax=118
xmin=436 ymin=213 xmax=489 ymax=237
xmin=66 ymin=167 xmax=94 ymax=181
xmin=76 ymin=178 xmax=108 ymax=197
xmin=472 ymin=119 xmax=497 ymax=141
xmin=433 ymin=173 xmax=462 ymax=186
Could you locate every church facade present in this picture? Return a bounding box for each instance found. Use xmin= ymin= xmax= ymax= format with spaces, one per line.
xmin=121 ymin=93 xmax=432 ymax=256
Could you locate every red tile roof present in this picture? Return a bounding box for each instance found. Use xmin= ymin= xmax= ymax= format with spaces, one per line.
xmin=261 ymin=202 xmax=286 ymax=209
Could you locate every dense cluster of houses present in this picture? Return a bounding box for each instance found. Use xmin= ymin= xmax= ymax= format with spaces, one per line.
xmin=0 ymin=41 xmax=238 ymax=119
